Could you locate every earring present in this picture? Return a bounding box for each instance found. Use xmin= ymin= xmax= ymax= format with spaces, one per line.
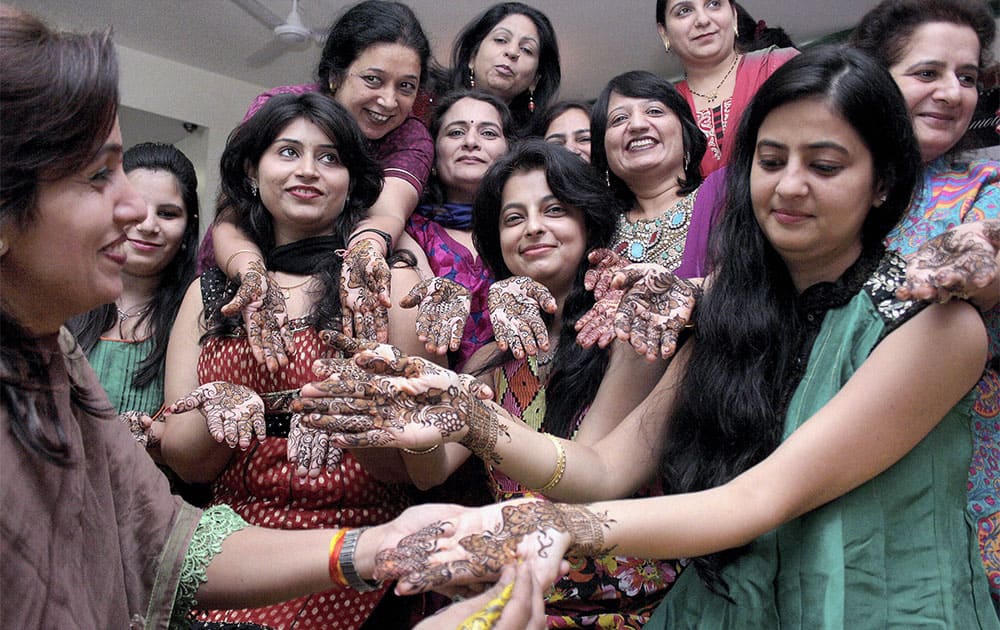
xmin=683 ymin=151 xmax=690 ymax=171
xmin=328 ymin=79 xmax=338 ymax=94
xmin=874 ymin=193 xmax=887 ymax=207
xmin=605 ymin=170 xmax=611 ymax=188
xmin=664 ymin=40 xmax=671 ymax=53
xmin=734 ymin=22 xmax=740 ymax=37
xmin=528 ymin=88 xmax=535 ymax=113
xmin=0 ymin=238 xmax=7 ymax=256
xmin=249 ymin=180 xmax=258 ymax=197
xmin=468 ymin=67 xmax=476 ymax=89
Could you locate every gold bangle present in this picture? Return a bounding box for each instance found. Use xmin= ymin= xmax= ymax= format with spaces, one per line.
xmin=530 ymin=433 xmax=566 ymax=493
xmin=223 ymin=249 xmax=263 ymax=278
xmin=401 ymin=444 xmax=440 ymax=455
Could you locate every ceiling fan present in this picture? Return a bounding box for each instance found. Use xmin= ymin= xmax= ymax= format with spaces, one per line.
xmin=232 ymin=0 xmax=325 ymax=66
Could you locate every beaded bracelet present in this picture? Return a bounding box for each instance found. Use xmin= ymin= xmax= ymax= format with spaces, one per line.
xmin=348 ymin=228 xmax=393 ymax=255
xmin=530 ymin=433 xmax=566 ymax=493
xmin=339 ymin=527 xmax=382 ymax=592
xmin=328 ymin=529 xmax=349 ymax=587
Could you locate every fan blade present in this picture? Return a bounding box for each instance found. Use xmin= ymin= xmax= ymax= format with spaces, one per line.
xmin=246 ymin=38 xmax=290 ymax=67
xmin=232 ymin=0 xmax=283 ymax=30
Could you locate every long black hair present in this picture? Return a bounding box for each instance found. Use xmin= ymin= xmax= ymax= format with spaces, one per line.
xmin=70 ymin=143 xmax=200 ymax=388
xmin=444 ymin=3 xmax=561 ymax=133
xmin=660 ymin=46 xmax=921 ymax=591
xmin=590 ymin=71 xmax=706 ymax=205
xmin=210 ymin=92 xmax=382 ymax=335
xmin=473 ymin=140 xmax=621 ymax=438
xmin=1 ymin=8 xmax=119 ymax=464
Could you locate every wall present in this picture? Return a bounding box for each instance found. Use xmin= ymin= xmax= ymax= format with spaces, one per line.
xmin=117 ymin=45 xmax=267 ymax=235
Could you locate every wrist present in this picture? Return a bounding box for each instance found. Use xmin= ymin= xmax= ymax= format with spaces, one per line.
xmin=224 ymin=249 xmax=264 ymax=278
xmin=339 ymin=527 xmax=382 ymax=591
xmin=348 ymin=228 xmax=392 ymax=256
xmin=552 ymin=503 xmax=613 ymax=557
xmin=458 ymin=398 xmax=506 ymax=466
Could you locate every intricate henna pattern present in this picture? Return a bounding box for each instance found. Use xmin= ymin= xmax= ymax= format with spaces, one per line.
xmin=899 ymin=220 xmax=1000 ymax=307
xmin=168 ymin=381 xmax=266 ymax=450
xmin=401 ymin=277 xmax=471 ymax=353
xmin=488 ymin=276 xmax=556 ymax=358
xmin=287 ymin=413 xmax=344 ymax=478
xmin=613 ymin=264 xmax=698 ymax=360
xmin=340 ymin=240 xmax=391 ymax=343
xmin=379 ymin=499 xmax=614 ymax=594
xmin=119 ymin=410 xmax=159 ymax=448
xmin=221 ymin=260 xmax=295 ymax=372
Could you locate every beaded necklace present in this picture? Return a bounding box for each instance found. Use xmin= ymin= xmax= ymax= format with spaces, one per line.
xmin=612 ymin=190 xmax=697 ymax=269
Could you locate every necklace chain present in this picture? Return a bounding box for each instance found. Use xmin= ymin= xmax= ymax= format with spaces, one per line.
xmin=686 ymin=54 xmax=741 ymax=102
xmin=275 ymin=276 xmax=313 ymax=299
xmin=116 ymin=301 xmax=151 ymax=322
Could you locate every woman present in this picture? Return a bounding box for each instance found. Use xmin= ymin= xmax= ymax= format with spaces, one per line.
xmin=0 ymin=8 xmax=497 ymax=629
xmin=851 ymin=0 xmax=1000 ymax=611
xmin=161 ymin=93 xmax=434 ymax=629
xmin=69 ymin=143 xmax=198 ymax=434
xmin=400 ymin=90 xmax=516 ymax=370
xmin=590 ymin=71 xmax=722 ymax=279
xmin=209 ymin=0 xmax=435 ymax=360
xmin=315 ymin=48 xmax=996 ymax=628
xmin=442 ymin=2 xmax=561 ymax=134
xmin=312 ymin=141 xmax=676 ymax=627
xmin=656 ymin=0 xmax=797 ymax=175
xmin=535 ymin=100 xmax=592 ymax=162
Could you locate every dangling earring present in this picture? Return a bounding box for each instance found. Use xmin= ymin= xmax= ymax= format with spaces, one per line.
xmin=328 ymin=79 xmax=339 ymax=94
xmin=664 ymin=40 xmax=671 ymax=54
xmin=734 ymin=21 xmax=740 ymax=38
xmin=249 ymin=180 xmax=258 ymax=197
xmin=605 ymin=170 xmax=611 ymax=188
xmin=683 ymin=151 xmax=690 ymax=172
xmin=468 ymin=67 xmax=476 ymax=89
xmin=528 ymin=88 xmax=535 ymax=113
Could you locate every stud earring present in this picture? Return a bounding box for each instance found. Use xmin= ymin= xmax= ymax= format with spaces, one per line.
xmin=875 ymin=193 xmax=887 ymax=207
xmin=468 ymin=67 xmax=476 ymax=89
xmin=528 ymin=88 xmax=535 ymax=113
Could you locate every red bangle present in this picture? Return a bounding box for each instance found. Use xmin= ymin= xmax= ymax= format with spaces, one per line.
xmin=328 ymin=529 xmax=349 ymax=587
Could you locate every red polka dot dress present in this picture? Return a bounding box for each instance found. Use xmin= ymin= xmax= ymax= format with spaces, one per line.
xmin=195 ymin=324 xmax=411 ymax=629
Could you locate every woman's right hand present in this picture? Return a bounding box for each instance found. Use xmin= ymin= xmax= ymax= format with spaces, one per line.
xmin=488 ymin=276 xmax=557 ymax=358
xmin=412 ymin=562 xmax=546 ymax=630
xmin=167 ymin=382 xmax=266 ymax=450
xmin=119 ymin=410 xmax=163 ymax=449
xmin=221 ymin=259 xmax=295 ymax=373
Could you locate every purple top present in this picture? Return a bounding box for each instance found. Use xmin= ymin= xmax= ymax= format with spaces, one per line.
xmin=674 ymin=167 xmax=726 ymax=279
xmin=405 ymin=212 xmax=494 ymax=370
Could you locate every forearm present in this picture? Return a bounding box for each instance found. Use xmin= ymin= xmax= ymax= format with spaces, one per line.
xmin=402 ymin=443 xmax=471 ymax=490
xmin=161 ymin=411 xmax=234 ymax=483
xmin=212 ymin=220 xmax=262 ymax=278
xmin=348 ymin=178 xmax=419 ymax=251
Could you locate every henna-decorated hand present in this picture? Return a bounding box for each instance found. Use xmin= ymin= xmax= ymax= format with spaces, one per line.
xmin=287 ymin=413 xmax=344 ymax=478
xmin=611 ymin=264 xmax=698 ymax=361
xmin=897 ymin=220 xmax=1000 ymax=311
xmin=119 ymin=410 xmax=163 ymax=448
xmin=221 ymin=259 xmax=295 ymax=373
xmin=341 ymin=239 xmax=393 ymax=343
xmin=575 ymin=249 xmax=628 ymax=348
xmin=400 ymin=277 xmax=471 ymax=355
xmin=292 ymin=338 xmax=498 ymax=458
xmin=167 ymin=382 xmax=266 ymax=450
xmin=375 ymin=498 xmax=606 ymax=596
xmin=488 ymin=277 xmax=556 ymax=359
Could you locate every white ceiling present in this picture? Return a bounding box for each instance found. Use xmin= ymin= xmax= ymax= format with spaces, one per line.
xmin=13 ymin=0 xmax=881 ymax=100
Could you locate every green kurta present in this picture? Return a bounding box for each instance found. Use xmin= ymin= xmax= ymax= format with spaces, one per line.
xmin=88 ymin=336 xmax=163 ymax=416
xmin=645 ymin=253 xmax=998 ymax=629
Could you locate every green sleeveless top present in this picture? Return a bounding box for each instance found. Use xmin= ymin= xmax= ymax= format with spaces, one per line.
xmin=644 ymin=253 xmax=998 ymax=629
xmin=87 ymin=337 xmax=163 ymax=416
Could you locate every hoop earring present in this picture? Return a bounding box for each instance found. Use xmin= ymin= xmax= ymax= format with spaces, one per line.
xmin=468 ymin=67 xmax=476 ymax=89
xmin=528 ymin=88 xmax=535 ymax=113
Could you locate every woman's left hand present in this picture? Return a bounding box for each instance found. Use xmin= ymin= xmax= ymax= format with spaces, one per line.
xmin=897 ymin=219 xmax=1000 ymax=310
xmin=119 ymin=410 xmax=163 ymax=448
xmin=167 ymin=382 xmax=266 ymax=450
xmin=221 ymin=260 xmax=295 ymax=373
xmin=341 ymin=239 xmax=393 ymax=343
xmin=373 ymin=498 xmax=575 ymax=596
xmin=611 ymin=264 xmax=699 ymax=361
xmin=400 ymin=277 xmax=471 ymax=354
xmin=287 ymin=414 xmax=344 ymax=478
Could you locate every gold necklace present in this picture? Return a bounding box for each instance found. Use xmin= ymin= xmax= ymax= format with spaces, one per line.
xmin=275 ymin=276 xmax=312 ymax=300
xmin=686 ymin=54 xmax=741 ymax=103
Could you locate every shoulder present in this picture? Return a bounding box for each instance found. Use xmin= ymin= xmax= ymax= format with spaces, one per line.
xmin=861 ymin=251 xmax=926 ymax=334
xmin=243 ymin=83 xmax=319 ymax=121
xmin=379 ymin=116 xmax=433 ymax=152
xmin=742 ymin=46 xmax=799 ymax=76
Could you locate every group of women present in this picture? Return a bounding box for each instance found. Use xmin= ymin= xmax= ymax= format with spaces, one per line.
xmin=2 ymin=0 xmax=998 ymax=629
